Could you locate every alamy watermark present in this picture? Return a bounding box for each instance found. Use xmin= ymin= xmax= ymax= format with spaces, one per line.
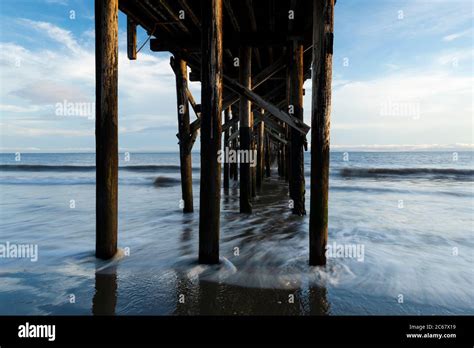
xmin=0 ymin=242 xmax=38 ymax=262
xmin=380 ymin=100 xmax=420 ymax=120
xmin=325 ymin=242 xmax=365 ymax=262
xmin=217 ymin=147 xmax=257 ymax=168
xmin=55 ymin=99 xmax=95 ymax=120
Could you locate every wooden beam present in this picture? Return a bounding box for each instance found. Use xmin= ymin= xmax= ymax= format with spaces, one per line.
xmin=255 ymin=116 xmax=284 ymax=136
xmin=223 ymin=0 xmax=240 ymax=32
xmin=239 ymin=46 xmax=252 ymax=213
xmin=222 ymin=115 xmax=238 ymax=132
xmin=289 ymin=40 xmax=306 ymax=216
xmin=223 ymin=55 xmax=286 ymax=109
xmin=310 ymin=0 xmax=335 ymax=266
xmin=223 ymin=75 xmax=310 ymax=135
xmin=229 ymin=128 xmax=239 ymax=142
xmin=158 ymin=0 xmax=190 ymax=34
xmin=267 ymin=128 xmax=288 ymax=145
xmin=172 ymin=56 xmax=194 ymax=213
xmin=95 ymin=0 xmax=118 ymax=260
xmin=245 ymin=0 xmax=261 ymax=69
xmin=199 ymin=0 xmax=223 ymax=265
xmin=149 ymin=32 xmax=298 ymax=52
xmin=186 ymin=87 xmax=200 ymax=118
xmin=127 ymin=16 xmax=137 ymax=60
xmin=177 ymin=0 xmax=201 ymax=30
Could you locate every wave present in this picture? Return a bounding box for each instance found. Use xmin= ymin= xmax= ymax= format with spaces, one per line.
xmin=153 ymin=176 xmax=181 ymax=187
xmin=0 ymin=164 xmax=199 ymax=173
xmin=339 ymin=167 xmax=474 ymax=180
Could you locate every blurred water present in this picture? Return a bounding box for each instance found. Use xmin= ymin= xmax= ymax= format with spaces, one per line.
xmin=0 ymin=151 xmax=473 ymax=315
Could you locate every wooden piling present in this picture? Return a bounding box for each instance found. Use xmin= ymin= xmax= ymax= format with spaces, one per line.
xmin=173 ymin=56 xmax=194 ymax=213
xmin=231 ymin=105 xmax=239 ymax=181
xmin=289 ymin=41 xmax=306 ymax=216
xmin=239 ymin=46 xmax=252 ymax=213
xmin=95 ymin=0 xmax=118 ymax=260
xmin=284 ymin=125 xmax=289 ymax=182
xmin=256 ymin=112 xmax=265 ymax=189
xmin=251 ymin=123 xmax=257 ymax=197
xmin=277 ymin=143 xmax=282 ymax=177
xmin=223 ymin=106 xmax=231 ymax=190
xmin=309 ymin=0 xmax=335 ymax=266
xmin=265 ymin=133 xmax=271 ymax=177
xmin=199 ymin=0 xmax=223 ymax=264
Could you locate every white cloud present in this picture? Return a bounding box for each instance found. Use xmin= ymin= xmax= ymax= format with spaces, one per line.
xmin=442 ymin=28 xmax=472 ymax=42
xmin=45 ymin=0 xmax=68 ymax=5
xmin=328 ymin=71 xmax=473 ymax=145
xmin=1 ymin=20 xmax=183 ymax=149
xmin=21 ymin=19 xmax=83 ymax=55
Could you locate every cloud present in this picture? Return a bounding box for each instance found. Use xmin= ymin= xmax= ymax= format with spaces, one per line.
xmin=11 ymin=80 xmax=91 ymax=104
xmin=442 ymin=28 xmax=472 ymax=42
xmin=21 ymin=19 xmax=83 ymax=55
xmin=331 ymin=143 xmax=474 ymax=152
xmin=1 ymin=19 xmax=184 ymax=151
xmin=0 ymin=122 xmax=92 ymax=137
xmin=0 ymin=104 xmax=43 ymax=113
xmin=45 ymin=0 xmax=68 ymax=5
xmin=327 ymin=70 xmax=473 ymax=145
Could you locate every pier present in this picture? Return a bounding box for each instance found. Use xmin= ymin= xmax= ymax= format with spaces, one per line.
xmin=95 ymin=0 xmax=335 ymax=265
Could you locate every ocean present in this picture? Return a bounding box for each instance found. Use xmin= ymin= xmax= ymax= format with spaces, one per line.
xmin=0 ymin=151 xmax=472 ymax=315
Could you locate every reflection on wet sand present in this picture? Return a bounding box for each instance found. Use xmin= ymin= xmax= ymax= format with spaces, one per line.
xmin=92 ymin=265 xmax=117 ymax=315
xmin=173 ymin=272 xmax=329 ymax=315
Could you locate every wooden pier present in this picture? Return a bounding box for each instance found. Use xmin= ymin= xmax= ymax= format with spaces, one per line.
xmin=95 ymin=0 xmax=334 ymax=265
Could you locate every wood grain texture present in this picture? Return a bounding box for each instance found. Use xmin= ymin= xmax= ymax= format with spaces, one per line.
xmin=199 ymin=0 xmax=223 ymax=264
xmin=173 ymin=56 xmax=194 ymax=213
xmin=309 ymin=0 xmax=335 ymax=266
xmin=95 ymin=0 xmax=118 ymax=260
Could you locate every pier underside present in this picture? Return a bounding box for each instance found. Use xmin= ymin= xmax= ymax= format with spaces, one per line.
xmin=95 ymin=0 xmax=335 ymax=265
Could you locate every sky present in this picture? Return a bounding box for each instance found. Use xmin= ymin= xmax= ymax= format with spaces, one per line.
xmin=0 ymin=0 xmax=472 ymax=152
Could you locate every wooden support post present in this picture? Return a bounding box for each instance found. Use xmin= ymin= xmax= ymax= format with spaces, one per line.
xmin=277 ymin=142 xmax=282 ymax=177
xmin=251 ymin=114 xmax=257 ymax=197
xmin=256 ymin=111 xmax=265 ymax=189
xmin=231 ymin=106 xmax=239 ymax=181
xmin=223 ymin=106 xmax=231 ymax=190
xmin=199 ymin=0 xmax=223 ymax=264
xmin=127 ymin=16 xmax=136 ymax=60
xmin=239 ymin=46 xmax=252 ymax=213
xmin=289 ymin=41 xmax=306 ymax=216
xmin=95 ymin=0 xmax=118 ymax=260
xmin=310 ymin=0 xmax=335 ymax=266
xmin=173 ymin=56 xmax=194 ymax=213
xmin=285 ymin=126 xmax=290 ymax=182
xmin=265 ymin=132 xmax=271 ymax=177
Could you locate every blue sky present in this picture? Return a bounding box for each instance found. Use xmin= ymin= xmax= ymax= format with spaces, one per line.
xmin=0 ymin=0 xmax=472 ymax=152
